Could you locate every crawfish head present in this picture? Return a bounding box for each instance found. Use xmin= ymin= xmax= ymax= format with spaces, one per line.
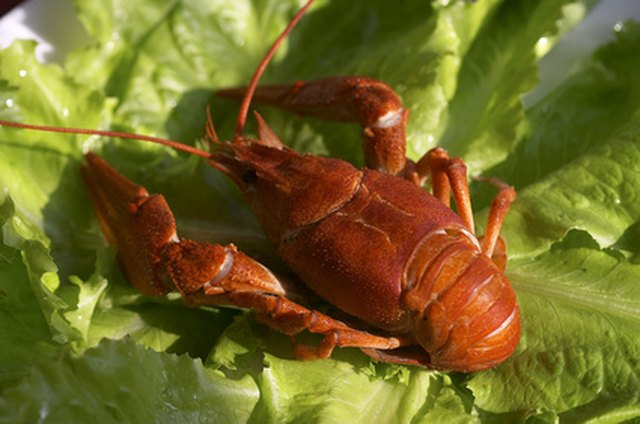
xmin=210 ymin=141 xmax=362 ymax=242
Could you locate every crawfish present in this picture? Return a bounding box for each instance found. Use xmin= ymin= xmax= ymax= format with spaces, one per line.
xmin=0 ymin=0 xmax=519 ymax=372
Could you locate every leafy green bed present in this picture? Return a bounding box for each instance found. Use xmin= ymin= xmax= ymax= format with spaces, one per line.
xmin=1 ymin=0 xmax=639 ymax=422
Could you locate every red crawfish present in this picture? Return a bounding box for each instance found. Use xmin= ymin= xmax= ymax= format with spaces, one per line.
xmin=0 ymin=0 xmax=519 ymax=372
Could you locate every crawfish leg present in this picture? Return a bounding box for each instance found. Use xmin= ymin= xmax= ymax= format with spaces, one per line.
xmin=236 ymin=292 xmax=405 ymax=360
xmin=218 ymin=76 xmax=409 ymax=176
xmin=190 ymin=289 xmax=405 ymax=360
xmin=416 ymin=147 xmax=475 ymax=234
xmin=475 ymin=177 xmax=516 ymax=261
xmin=171 ymin=248 xmax=405 ymax=359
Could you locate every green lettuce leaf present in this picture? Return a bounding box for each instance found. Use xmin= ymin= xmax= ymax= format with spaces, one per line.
xmin=0 ymin=339 xmax=260 ymax=423
xmin=1 ymin=0 xmax=639 ymax=422
xmin=209 ymin=315 xmax=478 ymax=423
xmin=467 ymin=22 xmax=640 ymax=421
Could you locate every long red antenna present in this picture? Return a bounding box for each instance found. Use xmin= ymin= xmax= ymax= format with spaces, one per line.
xmin=0 ymin=120 xmax=212 ymax=159
xmin=234 ymin=0 xmax=315 ymax=139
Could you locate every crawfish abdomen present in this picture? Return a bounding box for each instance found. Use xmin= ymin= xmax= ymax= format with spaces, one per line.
xmin=406 ymin=229 xmax=520 ymax=371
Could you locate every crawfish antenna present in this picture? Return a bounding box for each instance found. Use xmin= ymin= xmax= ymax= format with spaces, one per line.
xmin=234 ymin=0 xmax=314 ymax=139
xmin=0 ymin=120 xmax=212 ymax=159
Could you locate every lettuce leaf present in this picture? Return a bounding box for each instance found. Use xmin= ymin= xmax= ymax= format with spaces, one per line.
xmin=1 ymin=0 xmax=640 ymax=422
xmin=0 ymin=339 xmax=260 ymax=423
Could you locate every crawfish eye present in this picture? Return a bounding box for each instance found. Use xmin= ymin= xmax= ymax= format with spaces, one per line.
xmin=242 ymin=168 xmax=257 ymax=184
